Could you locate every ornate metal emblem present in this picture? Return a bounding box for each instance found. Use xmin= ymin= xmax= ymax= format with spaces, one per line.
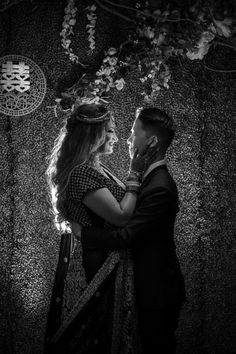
xmin=0 ymin=55 xmax=46 ymax=116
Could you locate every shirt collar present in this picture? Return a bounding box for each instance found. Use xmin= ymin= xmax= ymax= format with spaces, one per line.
xmin=142 ymin=159 xmax=166 ymax=181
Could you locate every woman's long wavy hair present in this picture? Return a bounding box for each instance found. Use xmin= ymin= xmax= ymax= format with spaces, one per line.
xmin=46 ymin=103 xmax=111 ymax=232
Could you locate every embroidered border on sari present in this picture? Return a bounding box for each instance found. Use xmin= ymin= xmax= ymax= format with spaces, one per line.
xmin=51 ymin=250 xmax=120 ymax=344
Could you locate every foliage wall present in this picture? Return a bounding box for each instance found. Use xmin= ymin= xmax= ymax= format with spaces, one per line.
xmin=0 ymin=1 xmax=235 ymax=353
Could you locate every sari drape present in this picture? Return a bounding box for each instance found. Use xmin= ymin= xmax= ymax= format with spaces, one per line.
xmin=44 ymin=233 xmax=141 ymax=354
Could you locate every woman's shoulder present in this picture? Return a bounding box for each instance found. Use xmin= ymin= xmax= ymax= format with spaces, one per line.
xmin=68 ymin=163 xmax=125 ymax=201
xmin=70 ymin=164 xmax=102 ymax=178
xmin=69 ymin=164 xmax=107 ymax=187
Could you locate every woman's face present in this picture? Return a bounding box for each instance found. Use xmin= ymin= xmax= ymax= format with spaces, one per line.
xmin=98 ymin=119 xmax=118 ymax=155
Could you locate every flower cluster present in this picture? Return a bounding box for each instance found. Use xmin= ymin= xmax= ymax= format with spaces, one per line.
xmin=213 ymin=17 xmax=233 ymax=38
xmin=57 ymin=0 xmax=235 ymax=108
xmin=186 ymin=30 xmax=215 ymax=60
xmin=86 ymin=4 xmax=97 ymax=54
xmin=93 ymin=47 xmax=125 ymax=95
xmin=57 ymin=47 xmax=125 ymax=110
xmin=60 ymin=0 xmax=79 ymax=63
xmin=118 ymin=2 xmax=234 ymax=102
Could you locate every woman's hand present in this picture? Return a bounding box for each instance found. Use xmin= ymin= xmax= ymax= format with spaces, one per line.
xmin=129 ymin=148 xmax=146 ymax=175
xmin=71 ymin=222 xmax=82 ymax=238
xmin=129 ymin=140 xmax=158 ymax=176
xmin=126 ymin=144 xmax=155 ymax=193
xmin=140 ymin=138 xmax=160 ymax=168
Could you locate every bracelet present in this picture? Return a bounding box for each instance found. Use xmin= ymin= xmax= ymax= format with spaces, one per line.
xmin=126 ymin=185 xmax=139 ymax=193
xmin=126 ymin=180 xmax=140 ymax=188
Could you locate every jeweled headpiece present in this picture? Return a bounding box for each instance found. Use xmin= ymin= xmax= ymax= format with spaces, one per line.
xmin=77 ymin=111 xmax=111 ymax=124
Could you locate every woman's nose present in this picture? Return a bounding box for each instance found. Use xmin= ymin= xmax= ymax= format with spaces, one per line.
xmin=113 ymin=132 xmax=118 ymax=142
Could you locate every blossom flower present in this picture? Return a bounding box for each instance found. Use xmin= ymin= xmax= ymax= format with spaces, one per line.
xmin=60 ymin=0 xmax=81 ymax=64
xmin=69 ymin=19 xmax=76 ymax=26
xmin=144 ymin=26 xmax=155 ymax=39
xmin=89 ymin=4 xmax=96 ymax=12
xmin=213 ymin=18 xmax=232 ymax=38
xmin=186 ymin=44 xmax=210 ymax=60
xmin=115 ymin=78 xmax=125 ymax=90
xmin=186 ymin=31 xmax=215 ymax=60
xmin=140 ymin=77 xmax=147 ymax=83
xmin=153 ymin=33 xmax=165 ymax=46
xmin=86 ymin=4 xmax=97 ymax=53
xmin=103 ymin=67 xmax=112 ymax=76
xmin=137 ymin=25 xmax=155 ymax=38
xmin=107 ymin=47 xmax=117 ymax=56
xmin=200 ymin=31 xmax=215 ymax=43
xmin=107 ymin=57 xmax=118 ymax=66
xmin=151 ymin=82 xmax=161 ymax=91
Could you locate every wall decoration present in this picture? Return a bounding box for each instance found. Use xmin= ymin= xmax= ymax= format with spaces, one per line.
xmin=0 ymin=55 xmax=46 ymax=116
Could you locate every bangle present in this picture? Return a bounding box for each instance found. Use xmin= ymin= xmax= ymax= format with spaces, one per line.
xmin=126 ymin=185 xmax=139 ymax=193
xmin=126 ymin=180 xmax=140 ymax=188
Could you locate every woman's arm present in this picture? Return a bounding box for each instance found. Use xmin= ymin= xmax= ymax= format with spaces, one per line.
xmin=81 ymin=146 xmax=149 ymax=227
xmin=83 ymin=188 xmax=137 ymax=227
xmin=73 ymin=146 xmax=150 ymax=227
xmin=82 ymin=188 xmax=178 ymax=250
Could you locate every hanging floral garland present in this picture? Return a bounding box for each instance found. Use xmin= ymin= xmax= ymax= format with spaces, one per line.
xmin=86 ymin=4 xmax=97 ymax=54
xmin=60 ymin=0 xmax=84 ymax=65
xmin=57 ymin=0 xmax=235 ymax=111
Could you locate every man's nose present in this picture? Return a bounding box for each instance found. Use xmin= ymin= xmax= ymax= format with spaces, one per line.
xmin=127 ymin=135 xmax=132 ymax=145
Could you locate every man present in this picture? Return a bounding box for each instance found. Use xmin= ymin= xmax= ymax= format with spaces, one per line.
xmin=80 ymin=107 xmax=186 ymax=353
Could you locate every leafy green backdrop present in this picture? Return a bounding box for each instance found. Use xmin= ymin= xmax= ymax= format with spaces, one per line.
xmin=0 ymin=1 xmax=235 ymax=353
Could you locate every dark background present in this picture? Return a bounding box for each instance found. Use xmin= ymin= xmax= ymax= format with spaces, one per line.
xmin=0 ymin=1 xmax=235 ymax=353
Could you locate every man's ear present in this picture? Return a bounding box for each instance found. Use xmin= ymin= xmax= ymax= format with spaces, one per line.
xmin=148 ymin=135 xmax=158 ymax=147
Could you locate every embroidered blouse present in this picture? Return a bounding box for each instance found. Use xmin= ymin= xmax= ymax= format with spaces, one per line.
xmin=64 ymin=164 xmax=125 ymax=227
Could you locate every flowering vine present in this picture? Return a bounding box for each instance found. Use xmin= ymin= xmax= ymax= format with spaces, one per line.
xmin=56 ymin=0 xmax=235 ymax=110
xmin=57 ymin=47 xmax=125 ymax=110
xmin=60 ymin=0 xmax=86 ymax=67
xmin=86 ymin=4 xmax=97 ymax=54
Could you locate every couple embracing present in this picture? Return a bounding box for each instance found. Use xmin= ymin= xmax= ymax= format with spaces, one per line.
xmin=44 ymin=103 xmax=186 ymax=354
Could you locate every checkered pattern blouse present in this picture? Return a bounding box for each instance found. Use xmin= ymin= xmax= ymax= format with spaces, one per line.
xmin=65 ymin=164 xmax=125 ymax=227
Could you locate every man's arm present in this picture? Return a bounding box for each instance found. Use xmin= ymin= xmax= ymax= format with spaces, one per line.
xmin=81 ymin=188 xmax=178 ymax=251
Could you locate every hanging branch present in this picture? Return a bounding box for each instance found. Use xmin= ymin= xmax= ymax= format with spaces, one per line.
xmin=94 ymin=0 xmax=134 ymax=22
xmin=56 ymin=0 xmax=236 ymax=106
xmin=204 ymin=64 xmax=236 ymax=73
xmin=95 ymin=0 xmax=200 ymax=25
xmin=214 ymin=40 xmax=236 ymax=52
xmin=0 ymin=0 xmax=25 ymax=12
xmin=99 ymin=0 xmax=148 ymax=17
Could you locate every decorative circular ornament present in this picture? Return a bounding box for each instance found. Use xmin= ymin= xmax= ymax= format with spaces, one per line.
xmin=0 ymin=55 xmax=46 ymax=116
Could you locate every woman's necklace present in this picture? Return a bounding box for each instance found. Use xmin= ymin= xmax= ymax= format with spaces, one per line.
xmin=102 ymin=166 xmax=126 ymax=189
xmin=86 ymin=155 xmax=108 ymax=177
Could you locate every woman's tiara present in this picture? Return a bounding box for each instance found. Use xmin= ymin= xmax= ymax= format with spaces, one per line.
xmin=77 ymin=111 xmax=111 ymax=124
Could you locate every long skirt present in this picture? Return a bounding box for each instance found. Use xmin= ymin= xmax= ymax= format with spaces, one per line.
xmin=44 ymin=233 xmax=141 ymax=354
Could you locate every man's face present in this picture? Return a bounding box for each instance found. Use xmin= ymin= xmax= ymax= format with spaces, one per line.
xmin=127 ymin=118 xmax=150 ymax=158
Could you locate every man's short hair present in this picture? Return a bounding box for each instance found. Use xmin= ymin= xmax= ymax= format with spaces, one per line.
xmin=137 ymin=107 xmax=175 ymax=152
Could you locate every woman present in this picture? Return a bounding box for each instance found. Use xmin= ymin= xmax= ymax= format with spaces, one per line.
xmin=44 ymin=103 xmax=145 ymax=354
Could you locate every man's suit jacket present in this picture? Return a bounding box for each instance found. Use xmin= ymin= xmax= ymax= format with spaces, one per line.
xmin=81 ymin=165 xmax=186 ymax=310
